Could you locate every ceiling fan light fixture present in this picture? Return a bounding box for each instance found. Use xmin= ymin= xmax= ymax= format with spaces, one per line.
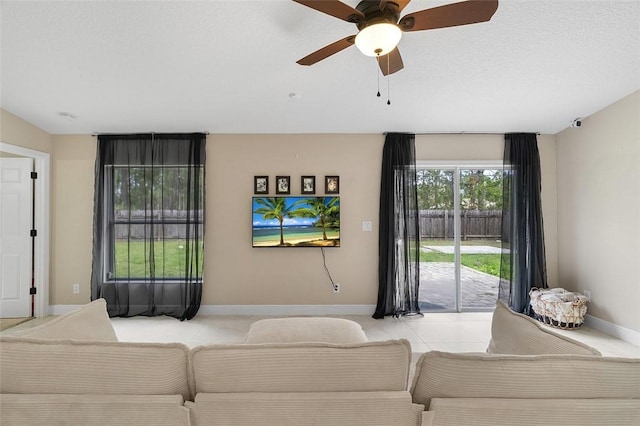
xmin=355 ymin=22 xmax=402 ymax=57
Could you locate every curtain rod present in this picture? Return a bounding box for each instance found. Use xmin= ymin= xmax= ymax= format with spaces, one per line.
xmin=89 ymin=131 xmax=539 ymax=136
xmin=394 ymin=131 xmax=541 ymax=136
xmin=91 ymin=132 xmax=210 ymax=137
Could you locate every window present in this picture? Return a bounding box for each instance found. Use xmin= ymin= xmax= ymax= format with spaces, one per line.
xmin=107 ymin=165 xmax=204 ymax=281
xmin=91 ymin=133 xmax=206 ymax=319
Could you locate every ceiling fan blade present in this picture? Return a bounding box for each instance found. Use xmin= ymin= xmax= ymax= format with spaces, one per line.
xmin=399 ymin=0 xmax=498 ymax=32
xmin=296 ymin=35 xmax=356 ymax=66
xmin=378 ymin=47 xmax=404 ymax=76
xmin=293 ymin=0 xmax=364 ymax=23
xmin=380 ymin=0 xmax=412 ymax=14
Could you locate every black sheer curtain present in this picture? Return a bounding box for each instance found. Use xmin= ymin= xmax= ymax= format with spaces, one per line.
xmin=374 ymin=133 xmax=421 ymax=319
xmin=499 ymin=133 xmax=548 ymax=314
xmin=91 ymin=133 xmax=205 ymax=320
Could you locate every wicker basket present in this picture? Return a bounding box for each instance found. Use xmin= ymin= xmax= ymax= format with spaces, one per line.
xmin=529 ymin=287 xmax=588 ymax=329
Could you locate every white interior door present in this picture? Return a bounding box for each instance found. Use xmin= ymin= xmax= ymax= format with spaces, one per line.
xmin=0 ymin=158 xmax=33 ymax=318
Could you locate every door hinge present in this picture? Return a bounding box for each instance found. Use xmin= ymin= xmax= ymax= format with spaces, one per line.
xmin=30 ymin=172 xmax=38 ymax=179
xmin=29 ymin=287 xmax=37 ymax=295
xmin=30 ymin=229 xmax=37 ymax=237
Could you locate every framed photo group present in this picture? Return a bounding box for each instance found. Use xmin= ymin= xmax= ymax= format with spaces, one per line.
xmin=254 ymin=175 xmax=339 ymax=195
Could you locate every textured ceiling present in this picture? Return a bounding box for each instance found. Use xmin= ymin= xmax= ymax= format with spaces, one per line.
xmin=1 ymin=0 xmax=639 ymax=135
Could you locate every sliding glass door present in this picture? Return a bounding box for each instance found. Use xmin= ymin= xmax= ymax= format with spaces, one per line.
xmin=417 ymin=164 xmax=503 ymax=312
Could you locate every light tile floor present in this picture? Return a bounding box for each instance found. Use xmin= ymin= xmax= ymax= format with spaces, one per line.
xmin=4 ymin=312 xmax=640 ymax=358
xmin=106 ymin=312 xmax=498 ymax=354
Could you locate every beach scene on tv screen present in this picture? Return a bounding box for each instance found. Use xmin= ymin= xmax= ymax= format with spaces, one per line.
xmin=252 ymin=196 xmax=340 ymax=247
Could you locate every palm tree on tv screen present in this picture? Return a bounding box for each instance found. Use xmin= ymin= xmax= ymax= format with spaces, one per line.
xmin=254 ymin=197 xmax=306 ymax=246
xmin=297 ymin=197 xmax=340 ymax=241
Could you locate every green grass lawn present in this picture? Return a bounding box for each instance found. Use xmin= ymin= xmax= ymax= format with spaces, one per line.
xmin=115 ymin=238 xmax=506 ymax=280
xmin=422 ymin=239 xmax=502 ymax=248
xmin=115 ymin=240 xmax=203 ymax=278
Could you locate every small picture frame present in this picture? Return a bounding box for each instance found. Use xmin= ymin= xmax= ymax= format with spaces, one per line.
xmin=301 ymin=176 xmax=316 ymax=194
xmin=276 ymin=175 xmax=290 ymax=194
xmin=254 ymin=176 xmax=269 ymax=194
xmin=325 ymin=176 xmax=339 ymax=194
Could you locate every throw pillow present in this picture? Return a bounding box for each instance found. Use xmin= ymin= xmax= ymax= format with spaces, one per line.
xmin=487 ymin=299 xmax=600 ymax=355
xmin=245 ymin=317 xmax=368 ymax=344
xmin=15 ymin=298 xmax=118 ymax=341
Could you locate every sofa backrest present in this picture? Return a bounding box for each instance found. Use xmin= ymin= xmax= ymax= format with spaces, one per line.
xmin=487 ymin=300 xmax=601 ymax=355
xmin=411 ymin=351 xmax=640 ymax=408
xmin=189 ymin=339 xmax=412 ymax=394
xmin=0 ymin=337 xmax=192 ymax=400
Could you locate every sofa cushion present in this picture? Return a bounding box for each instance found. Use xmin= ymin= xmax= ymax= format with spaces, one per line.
xmin=245 ymin=317 xmax=368 ymax=344
xmin=190 ymin=339 xmax=412 ymax=394
xmin=0 ymin=337 xmax=191 ymax=400
xmin=410 ymin=351 xmax=640 ymax=408
xmin=425 ymin=398 xmax=640 ymax=426
xmin=13 ymin=298 xmax=118 ymax=342
xmin=487 ymin=300 xmax=601 ymax=355
xmin=0 ymin=394 xmax=191 ymax=426
xmin=188 ymin=392 xmax=423 ymax=426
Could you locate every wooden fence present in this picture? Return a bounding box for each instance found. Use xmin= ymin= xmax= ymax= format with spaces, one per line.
xmin=114 ymin=210 xmax=203 ymax=240
xmin=114 ymin=209 xmax=500 ymax=241
xmin=419 ymin=210 xmax=502 ymax=240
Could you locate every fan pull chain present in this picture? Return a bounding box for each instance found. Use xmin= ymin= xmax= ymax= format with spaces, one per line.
xmin=376 ymin=55 xmax=381 ymax=98
xmin=387 ymin=54 xmax=391 ymax=105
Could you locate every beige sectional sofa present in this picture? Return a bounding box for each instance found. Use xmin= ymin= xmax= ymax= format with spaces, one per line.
xmin=413 ymin=351 xmax=640 ymax=425
xmin=1 ymin=299 xmax=639 ymax=425
xmin=187 ymin=340 xmax=422 ymax=425
xmin=0 ymin=337 xmax=192 ymax=425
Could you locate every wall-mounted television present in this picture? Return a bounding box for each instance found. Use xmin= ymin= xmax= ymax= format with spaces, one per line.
xmin=252 ymin=196 xmax=340 ymax=247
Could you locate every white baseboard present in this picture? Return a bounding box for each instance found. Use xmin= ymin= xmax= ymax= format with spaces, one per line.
xmin=198 ymin=304 xmax=377 ymax=316
xmin=49 ymin=304 xmax=376 ymax=317
xmin=49 ymin=305 xmax=82 ymax=315
xmin=584 ymin=314 xmax=640 ymax=347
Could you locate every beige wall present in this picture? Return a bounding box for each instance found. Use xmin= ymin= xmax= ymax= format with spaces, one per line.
xmin=556 ymin=90 xmax=640 ymax=332
xmin=205 ymin=134 xmax=383 ymax=306
xmin=50 ymin=135 xmax=95 ymax=304
xmin=48 ymin=132 xmax=558 ymax=308
xmin=49 ymin=134 xmax=385 ymax=306
xmin=0 ymin=109 xmax=52 ymax=153
xmin=0 ymin=107 xmax=562 ymax=312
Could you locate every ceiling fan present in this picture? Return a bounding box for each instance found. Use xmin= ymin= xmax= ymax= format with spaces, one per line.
xmin=294 ymin=0 xmax=499 ymax=75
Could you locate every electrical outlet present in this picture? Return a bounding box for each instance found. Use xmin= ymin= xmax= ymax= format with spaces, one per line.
xmin=73 ymin=283 xmax=80 ymax=294
xmin=583 ymin=289 xmax=591 ymax=301
xmin=333 ymin=283 xmax=340 ymax=294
